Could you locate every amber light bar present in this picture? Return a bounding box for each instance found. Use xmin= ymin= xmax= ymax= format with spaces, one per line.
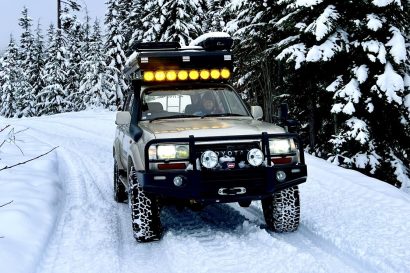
xmin=143 ymin=68 xmax=231 ymax=82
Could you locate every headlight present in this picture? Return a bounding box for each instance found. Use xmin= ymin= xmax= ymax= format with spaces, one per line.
xmin=154 ymin=144 xmax=189 ymax=160
xmin=269 ymin=139 xmax=296 ymax=155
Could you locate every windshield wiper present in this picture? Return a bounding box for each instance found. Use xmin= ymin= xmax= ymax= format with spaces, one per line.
xmin=200 ymin=113 xmax=246 ymax=119
xmin=149 ymin=114 xmax=200 ymax=123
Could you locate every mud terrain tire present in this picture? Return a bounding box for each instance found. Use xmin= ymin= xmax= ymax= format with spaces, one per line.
xmin=262 ymin=186 xmax=300 ymax=232
xmin=128 ymin=166 xmax=162 ymax=242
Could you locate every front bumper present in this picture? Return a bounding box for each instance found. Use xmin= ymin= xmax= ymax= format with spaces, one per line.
xmin=136 ymin=163 xmax=307 ymax=203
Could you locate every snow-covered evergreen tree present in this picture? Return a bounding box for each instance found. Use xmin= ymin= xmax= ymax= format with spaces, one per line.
xmin=141 ymin=0 xmax=208 ymax=45
xmin=268 ymin=0 xmax=409 ymax=187
xmin=129 ymin=0 xmax=145 ymax=46
xmin=32 ymin=21 xmax=46 ymax=115
xmin=225 ymin=0 xmax=295 ymax=123
xmin=18 ymin=7 xmax=37 ymax=116
xmin=270 ymin=0 xmax=347 ymax=150
xmin=61 ymin=3 xmax=84 ymax=111
xmin=0 ymin=36 xmax=32 ymax=118
xmin=37 ymin=25 xmax=70 ymax=115
xmin=207 ymin=0 xmax=232 ymax=32
xmin=80 ymin=19 xmax=114 ymax=109
xmin=326 ymin=0 xmax=410 ymax=187
xmin=104 ymin=0 xmax=128 ymax=108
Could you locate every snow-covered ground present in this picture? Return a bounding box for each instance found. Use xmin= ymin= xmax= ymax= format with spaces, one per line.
xmin=1 ymin=110 xmax=409 ymax=273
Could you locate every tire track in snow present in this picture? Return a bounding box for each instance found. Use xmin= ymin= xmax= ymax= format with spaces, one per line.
xmin=231 ymin=202 xmax=372 ymax=273
xmin=156 ymin=205 xmax=329 ymax=273
xmin=20 ymin=120 xmax=122 ymax=273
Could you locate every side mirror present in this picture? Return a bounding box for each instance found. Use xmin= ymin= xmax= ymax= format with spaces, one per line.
xmin=251 ymin=106 xmax=263 ymax=120
xmin=115 ymin=111 xmax=131 ymax=125
xmin=286 ymin=119 xmax=301 ymax=133
xmin=278 ymin=103 xmax=289 ymax=122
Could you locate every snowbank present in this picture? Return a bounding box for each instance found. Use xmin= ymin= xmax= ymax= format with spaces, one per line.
xmin=0 ymin=122 xmax=62 ymax=273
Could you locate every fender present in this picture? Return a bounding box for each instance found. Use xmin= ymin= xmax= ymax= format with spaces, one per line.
xmin=128 ymin=141 xmax=145 ymax=172
xmin=113 ymin=138 xmax=126 ymax=171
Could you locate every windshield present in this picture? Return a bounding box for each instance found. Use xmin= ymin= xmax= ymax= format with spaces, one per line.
xmin=140 ymin=87 xmax=250 ymax=121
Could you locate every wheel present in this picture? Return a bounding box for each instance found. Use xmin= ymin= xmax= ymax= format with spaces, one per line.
xmin=128 ymin=166 xmax=162 ymax=242
xmin=114 ymin=159 xmax=127 ymax=203
xmin=262 ymin=186 xmax=300 ymax=232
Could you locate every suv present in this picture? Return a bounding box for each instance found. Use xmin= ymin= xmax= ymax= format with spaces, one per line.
xmin=113 ymin=34 xmax=307 ymax=242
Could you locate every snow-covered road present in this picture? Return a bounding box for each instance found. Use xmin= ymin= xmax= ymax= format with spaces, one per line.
xmin=1 ymin=111 xmax=409 ymax=273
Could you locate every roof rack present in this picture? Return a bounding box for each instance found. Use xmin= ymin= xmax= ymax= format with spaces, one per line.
xmin=132 ymin=41 xmax=181 ymax=51
xmin=124 ymin=33 xmax=234 ymax=78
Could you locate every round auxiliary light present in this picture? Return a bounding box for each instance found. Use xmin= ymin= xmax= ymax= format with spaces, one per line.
xmin=210 ymin=69 xmax=220 ymax=79
xmin=276 ymin=171 xmax=287 ymax=182
xmin=200 ymin=69 xmax=210 ymax=80
xmin=155 ymin=71 xmax=166 ymax=81
xmin=166 ymin=70 xmax=177 ymax=81
xmin=189 ymin=70 xmax=199 ymax=80
xmin=247 ymin=148 xmax=264 ymax=167
xmin=144 ymin=71 xmax=154 ymax=82
xmin=201 ymin=150 xmax=218 ymax=169
xmin=178 ymin=70 xmax=188 ymax=80
xmin=173 ymin=176 xmax=184 ymax=187
xmin=221 ymin=68 xmax=231 ymax=79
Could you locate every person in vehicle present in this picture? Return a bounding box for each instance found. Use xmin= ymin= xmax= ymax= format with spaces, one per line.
xmin=198 ymin=93 xmax=222 ymax=115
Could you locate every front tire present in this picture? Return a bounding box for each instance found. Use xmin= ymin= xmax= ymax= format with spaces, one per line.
xmin=128 ymin=166 xmax=162 ymax=242
xmin=114 ymin=160 xmax=127 ymax=203
xmin=262 ymin=186 xmax=300 ymax=232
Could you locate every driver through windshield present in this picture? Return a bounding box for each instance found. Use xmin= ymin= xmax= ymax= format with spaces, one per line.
xmin=140 ymin=87 xmax=250 ymax=121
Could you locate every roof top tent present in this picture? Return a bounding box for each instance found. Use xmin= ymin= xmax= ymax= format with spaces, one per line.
xmin=123 ymin=32 xmax=234 ymax=83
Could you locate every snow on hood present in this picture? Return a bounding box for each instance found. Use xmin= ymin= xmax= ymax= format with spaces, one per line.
xmin=140 ymin=117 xmax=285 ymax=139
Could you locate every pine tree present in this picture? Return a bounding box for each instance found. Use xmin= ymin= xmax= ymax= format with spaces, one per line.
xmin=37 ymin=25 xmax=70 ymax=115
xmin=141 ymin=0 xmax=208 ymax=45
xmin=32 ymin=21 xmax=46 ymax=115
xmin=129 ymin=0 xmax=145 ymax=47
xmin=224 ymin=0 xmax=293 ymax=123
xmin=326 ymin=0 xmax=410 ymax=187
xmin=207 ymin=0 xmax=232 ymax=32
xmin=270 ymin=0 xmax=347 ymax=151
xmin=18 ymin=7 xmax=37 ymax=116
xmin=104 ymin=0 xmax=128 ymax=108
xmin=61 ymin=3 xmax=84 ymax=111
xmin=0 ymin=36 xmax=31 ymax=118
xmin=80 ymin=19 xmax=114 ymax=109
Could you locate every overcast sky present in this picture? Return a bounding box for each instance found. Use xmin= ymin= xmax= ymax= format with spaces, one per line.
xmin=0 ymin=0 xmax=106 ymax=51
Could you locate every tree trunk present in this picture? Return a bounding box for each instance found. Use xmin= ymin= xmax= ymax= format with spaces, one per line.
xmin=57 ymin=0 xmax=61 ymax=29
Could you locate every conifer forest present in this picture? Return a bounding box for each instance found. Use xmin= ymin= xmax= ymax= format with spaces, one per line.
xmin=0 ymin=0 xmax=409 ymax=189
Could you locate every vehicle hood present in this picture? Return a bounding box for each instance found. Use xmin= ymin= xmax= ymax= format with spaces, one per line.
xmin=140 ymin=117 xmax=286 ymax=139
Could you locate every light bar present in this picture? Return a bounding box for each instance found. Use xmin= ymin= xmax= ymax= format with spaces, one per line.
xmin=143 ymin=68 xmax=231 ymax=82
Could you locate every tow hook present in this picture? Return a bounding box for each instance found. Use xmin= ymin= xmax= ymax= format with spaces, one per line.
xmin=218 ymin=187 xmax=246 ymax=196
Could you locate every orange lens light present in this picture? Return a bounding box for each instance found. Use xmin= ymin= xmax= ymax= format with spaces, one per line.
xmin=144 ymin=71 xmax=154 ymax=81
xmin=166 ymin=70 xmax=177 ymax=81
xmin=155 ymin=71 xmax=166 ymax=81
xmin=200 ymin=69 xmax=210 ymax=80
xmin=189 ymin=70 xmax=199 ymax=80
xmin=210 ymin=69 xmax=220 ymax=79
xmin=221 ymin=68 xmax=230 ymax=79
xmin=178 ymin=70 xmax=188 ymax=80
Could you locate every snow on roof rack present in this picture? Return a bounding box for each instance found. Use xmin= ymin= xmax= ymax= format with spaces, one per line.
xmin=190 ymin=32 xmax=233 ymax=51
